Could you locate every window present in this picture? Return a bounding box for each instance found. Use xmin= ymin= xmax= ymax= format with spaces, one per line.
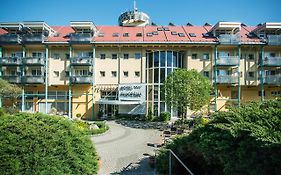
xmin=189 ymin=33 xmax=196 ymax=37
xmin=192 ymin=53 xmax=197 ymax=59
xmin=135 ymin=53 xmax=141 ymax=59
xmin=136 ymin=33 xmax=142 ymax=37
xmin=111 ymin=71 xmax=117 ymax=77
xmin=171 ymin=31 xmax=177 ymax=35
xmin=100 ymin=71 xmax=105 ymax=77
xmin=248 ymin=54 xmax=254 ymax=60
xmin=11 ymin=52 xmax=23 ymax=58
xmin=65 ymin=54 xmax=70 ymax=60
xmin=112 ymin=33 xmax=119 ymax=37
xmin=53 ymin=53 xmax=60 ymax=59
xmin=271 ymin=91 xmax=281 ymax=97
xmin=203 ymin=71 xmax=209 ymax=77
xmin=178 ymin=33 xmax=185 ymax=37
xmin=203 ymin=53 xmax=209 ymax=60
xmin=98 ymin=32 xmax=104 ymax=37
xmin=163 ymin=27 xmax=170 ymax=31
xmin=123 ymin=33 xmax=129 ymax=37
xmin=32 ymin=52 xmax=43 ymax=58
xmin=65 ymin=71 xmax=69 ymax=77
xmin=157 ymin=27 xmax=164 ymax=31
xmin=53 ymin=71 xmax=59 ymax=77
xmin=248 ymin=71 xmax=254 ymax=78
xmin=123 ymin=71 xmax=128 ymax=77
xmin=270 ymin=53 xmax=276 ymax=57
xmin=258 ymin=91 xmax=265 ymax=97
xmin=112 ymin=54 xmax=117 ymax=59
xmin=135 ymin=71 xmax=140 ymax=77
xmin=31 ymin=69 xmax=42 ymax=76
xmin=123 ymin=53 xmax=129 ymax=59
xmin=100 ymin=54 xmax=106 ymax=59
xmin=147 ymin=33 xmax=153 ymax=37
xmin=74 ymin=69 xmax=89 ymax=76
xmin=152 ymin=31 xmax=158 ymax=35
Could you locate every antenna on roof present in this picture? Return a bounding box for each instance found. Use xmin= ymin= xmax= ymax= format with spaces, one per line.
xmin=134 ymin=0 xmax=138 ymax=11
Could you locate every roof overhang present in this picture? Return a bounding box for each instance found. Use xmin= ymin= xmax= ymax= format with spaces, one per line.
xmin=0 ymin=22 xmax=23 ymax=31
xmin=70 ymin=21 xmax=96 ymax=32
xmin=23 ymin=21 xmax=56 ymax=35
xmin=210 ymin=21 xmax=241 ymax=34
xmin=252 ymin=22 xmax=281 ymax=34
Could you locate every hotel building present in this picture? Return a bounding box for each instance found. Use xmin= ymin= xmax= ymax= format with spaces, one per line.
xmin=0 ymin=7 xmax=280 ymax=119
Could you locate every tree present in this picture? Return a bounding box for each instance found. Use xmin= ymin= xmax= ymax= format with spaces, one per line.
xmin=0 ymin=112 xmax=99 ymax=174
xmin=0 ymin=78 xmax=21 ymax=98
xmin=156 ymin=99 xmax=281 ymax=175
xmin=163 ymin=69 xmax=212 ymax=118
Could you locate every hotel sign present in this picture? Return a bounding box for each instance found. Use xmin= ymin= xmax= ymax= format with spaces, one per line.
xmin=118 ymin=84 xmax=146 ymax=102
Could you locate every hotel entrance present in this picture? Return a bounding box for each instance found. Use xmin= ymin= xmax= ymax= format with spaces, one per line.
xmin=99 ymin=104 xmax=118 ymax=117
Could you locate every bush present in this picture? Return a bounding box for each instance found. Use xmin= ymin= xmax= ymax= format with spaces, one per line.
xmin=156 ymin=99 xmax=281 ymax=175
xmin=145 ymin=106 xmax=154 ymax=121
xmin=159 ymin=112 xmax=171 ymax=122
xmin=0 ymin=112 xmax=99 ymax=175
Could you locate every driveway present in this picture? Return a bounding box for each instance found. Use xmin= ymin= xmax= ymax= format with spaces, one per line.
xmin=91 ymin=121 xmax=162 ymax=175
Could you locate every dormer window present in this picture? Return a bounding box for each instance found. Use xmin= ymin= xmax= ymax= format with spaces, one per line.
xmin=112 ymin=33 xmax=119 ymax=37
xmin=123 ymin=33 xmax=129 ymax=37
xmin=98 ymin=32 xmax=104 ymax=37
xmin=136 ymin=33 xmax=142 ymax=37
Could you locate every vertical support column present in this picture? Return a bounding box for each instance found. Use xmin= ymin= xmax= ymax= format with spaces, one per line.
xmin=45 ymin=45 xmax=49 ymax=114
xmin=118 ymin=45 xmax=121 ymax=84
xmin=0 ymin=47 xmax=2 ymax=108
xmin=68 ymin=46 xmax=72 ymax=119
xmin=237 ymin=46 xmax=241 ymax=107
xmin=92 ymin=45 xmax=95 ymax=120
xmin=21 ymin=46 xmax=26 ymax=112
xmin=260 ymin=46 xmax=265 ymax=101
xmin=214 ymin=45 xmax=218 ymax=111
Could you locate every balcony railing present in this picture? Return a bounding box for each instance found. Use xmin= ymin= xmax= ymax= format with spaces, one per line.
xmin=0 ymin=57 xmax=22 ymax=65
xmin=262 ymin=75 xmax=281 ymax=85
xmin=70 ymin=76 xmax=92 ymax=84
xmin=22 ymin=75 xmax=44 ymax=84
xmin=260 ymin=57 xmax=281 ymax=67
xmin=215 ymin=75 xmax=239 ymax=84
xmin=22 ymin=34 xmax=46 ymax=43
xmin=0 ymin=34 xmax=21 ymax=44
xmin=1 ymin=75 xmax=21 ymax=84
xmin=69 ymin=33 xmax=92 ymax=43
xmin=218 ymin=34 xmax=240 ymax=45
xmin=70 ymin=57 xmax=93 ymax=66
xmin=267 ymin=35 xmax=281 ymax=46
xmin=23 ymin=57 xmax=45 ymax=65
xmin=215 ymin=56 xmax=240 ymax=66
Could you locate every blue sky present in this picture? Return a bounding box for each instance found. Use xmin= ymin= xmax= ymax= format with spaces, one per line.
xmin=0 ymin=0 xmax=280 ymax=26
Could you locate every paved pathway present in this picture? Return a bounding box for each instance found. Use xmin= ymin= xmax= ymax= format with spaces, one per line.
xmin=91 ymin=121 xmax=162 ymax=175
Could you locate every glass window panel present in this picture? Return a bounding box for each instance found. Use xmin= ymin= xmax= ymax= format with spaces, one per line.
xmin=160 ymin=85 xmax=165 ymax=101
xmin=154 ymin=68 xmax=159 ymax=83
xmin=167 ymin=51 xmax=172 ymax=67
xmin=154 ymin=85 xmax=158 ymax=101
xmin=167 ymin=68 xmax=172 ymax=76
xmin=160 ymin=68 xmax=165 ymax=83
xmin=148 ymin=85 xmax=153 ymax=101
xmin=160 ymin=51 xmax=166 ymax=67
xmin=173 ymin=52 xmax=177 ymax=67
xmin=148 ymin=69 xmax=153 ymax=83
xmin=154 ymin=51 xmax=159 ymax=67
xmin=48 ymin=91 xmax=56 ymax=99
xmin=148 ymin=52 xmax=153 ymax=68
xmin=160 ymin=102 xmax=165 ymax=112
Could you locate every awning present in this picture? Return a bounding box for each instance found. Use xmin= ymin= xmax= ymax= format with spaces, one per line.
xmin=96 ymin=99 xmax=143 ymax=105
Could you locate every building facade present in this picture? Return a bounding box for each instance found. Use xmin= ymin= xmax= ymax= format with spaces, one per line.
xmin=0 ymin=17 xmax=280 ymax=119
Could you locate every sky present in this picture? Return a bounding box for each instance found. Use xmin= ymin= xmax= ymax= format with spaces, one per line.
xmin=0 ymin=0 xmax=280 ymax=26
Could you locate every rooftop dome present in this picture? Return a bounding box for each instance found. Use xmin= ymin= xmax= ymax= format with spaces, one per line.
xmin=118 ymin=1 xmax=150 ymax=27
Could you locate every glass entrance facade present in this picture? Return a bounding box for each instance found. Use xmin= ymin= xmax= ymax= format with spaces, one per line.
xmin=146 ymin=50 xmax=184 ymax=116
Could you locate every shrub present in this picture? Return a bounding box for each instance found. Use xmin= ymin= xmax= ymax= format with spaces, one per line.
xmin=156 ymin=99 xmax=281 ymax=175
xmin=0 ymin=112 xmax=98 ymax=175
xmin=159 ymin=112 xmax=171 ymax=122
xmin=145 ymin=106 xmax=154 ymax=121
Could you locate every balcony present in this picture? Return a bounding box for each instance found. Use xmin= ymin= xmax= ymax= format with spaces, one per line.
xmin=267 ymin=35 xmax=281 ymax=46
xmin=218 ymin=34 xmax=240 ymax=45
xmin=69 ymin=33 xmax=92 ymax=43
xmin=262 ymin=75 xmax=281 ymax=85
xmin=215 ymin=56 xmax=240 ymax=66
xmin=22 ymin=34 xmax=46 ymax=43
xmin=0 ymin=34 xmax=21 ymax=44
xmin=23 ymin=57 xmax=45 ymax=65
xmin=215 ymin=75 xmax=239 ymax=84
xmin=70 ymin=76 xmax=92 ymax=84
xmin=1 ymin=75 xmax=21 ymax=84
xmin=260 ymin=57 xmax=281 ymax=67
xmin=0 ymin=57 xmax=22 ymax=66
xmin=22 ymin=75 xmax=44 ymax=84
xmin=70 ymin=57 xmax=93 ymax=66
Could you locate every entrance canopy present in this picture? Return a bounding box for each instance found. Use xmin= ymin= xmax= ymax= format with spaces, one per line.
xmin=96 ymin=99 xmax=142 ymax=105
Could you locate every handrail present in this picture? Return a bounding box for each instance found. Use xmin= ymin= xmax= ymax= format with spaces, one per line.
xmin=167 ymin=149 xmax=194 ymax=175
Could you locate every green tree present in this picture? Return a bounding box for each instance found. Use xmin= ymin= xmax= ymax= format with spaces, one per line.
xmin=0 ymin=78 xmax=21 ymax=98
xmin=156 ymin=99 xmax=281 ymax=175
xmin=0 ymin=112 xmax=99 ymax=175
xmin=163 ymin=69 xmax=212 ymax=118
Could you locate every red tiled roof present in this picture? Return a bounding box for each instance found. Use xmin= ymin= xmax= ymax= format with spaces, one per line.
xmin=0 ymin=25 xmax=264 ymax=44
